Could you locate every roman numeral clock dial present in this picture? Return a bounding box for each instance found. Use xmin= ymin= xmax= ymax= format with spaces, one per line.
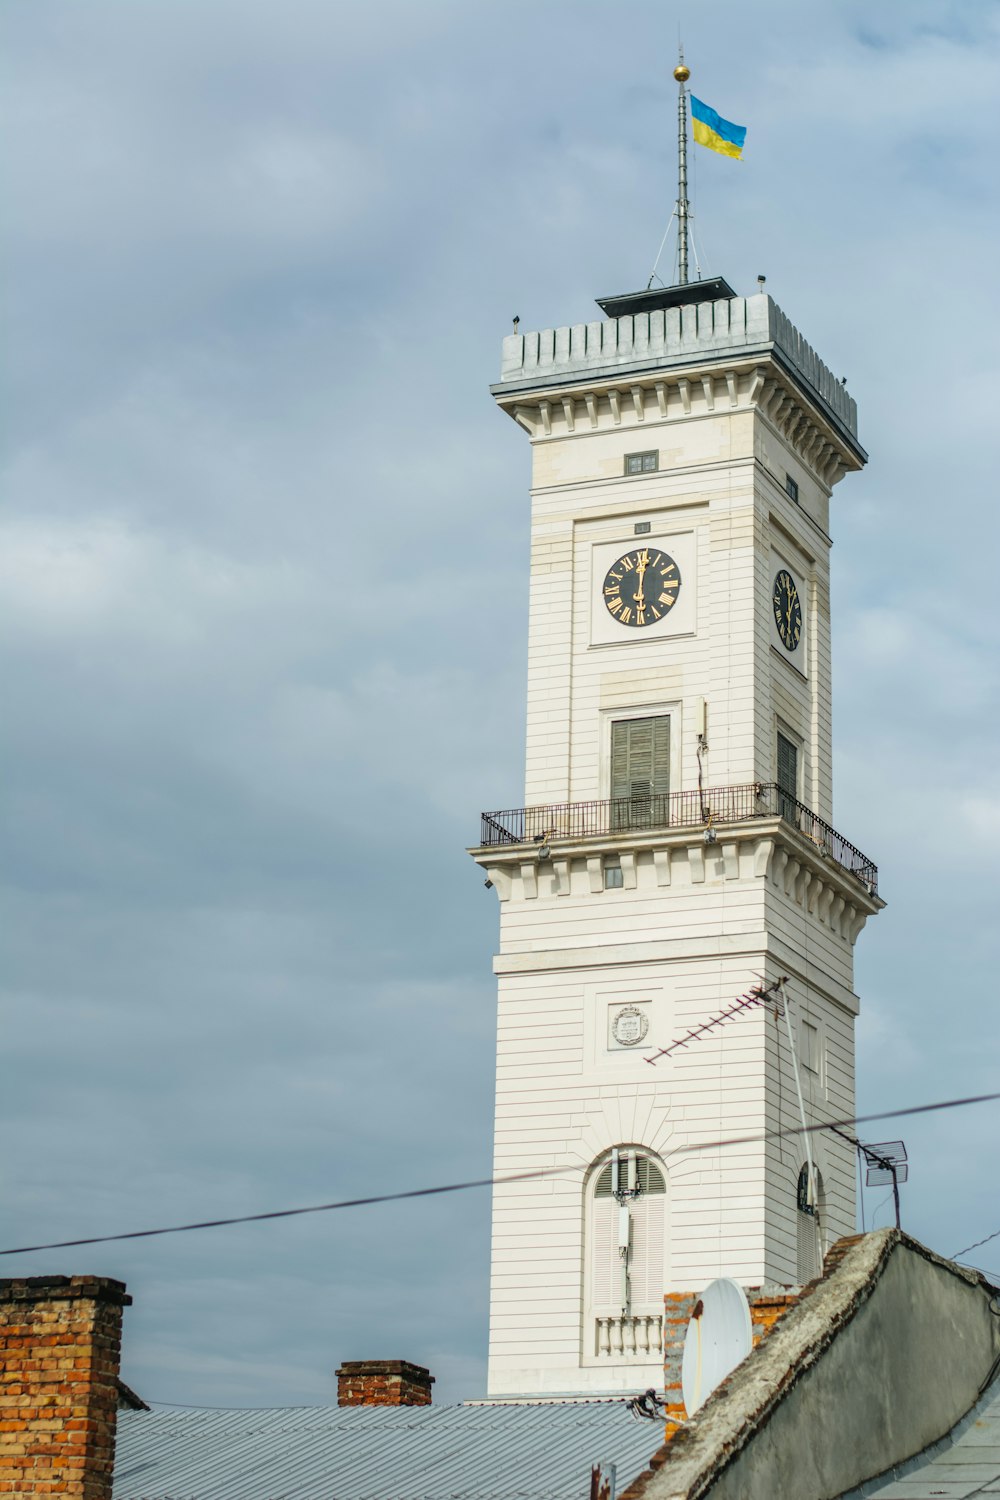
xmin=603 ymin=548 xmax=681 ymax=628
xmin=772 ymin=568 xmax=803 ymax=651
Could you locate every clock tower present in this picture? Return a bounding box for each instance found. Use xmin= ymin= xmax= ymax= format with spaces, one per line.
xmin=470 ymin=274 xmax=883 ymax=1398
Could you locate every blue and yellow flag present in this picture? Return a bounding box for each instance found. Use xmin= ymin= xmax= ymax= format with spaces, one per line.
xmin=690 ymin=96 xmax=747 ymax=160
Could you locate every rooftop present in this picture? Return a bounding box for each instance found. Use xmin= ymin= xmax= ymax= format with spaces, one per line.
xmin=112 ymin=1398 xmax=661 ymax=1500
xmin=494 ymin=289 xmax=862 ymax=455
xmin=595 ymin=277 xmax=738 ymax=319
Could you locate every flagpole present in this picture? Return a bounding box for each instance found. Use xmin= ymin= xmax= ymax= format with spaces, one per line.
xmin=674 ymin=53 xmax=691 ymax=286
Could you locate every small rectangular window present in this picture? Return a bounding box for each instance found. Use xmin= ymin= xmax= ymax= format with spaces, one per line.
xmin=786 ymin=475 xmax=800 ymax=503
xmin=625 ymin=451 xmax=658 ymax=476
xmin=801 ymin=1019 xmax=819 ymax=1074
xmin=633 ymin=520 xmax=651 ymax=535
xmin=604 ymin=862 xmax=623 ymax=890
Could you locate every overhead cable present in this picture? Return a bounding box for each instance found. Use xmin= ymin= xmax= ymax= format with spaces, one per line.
xmin=3 ymin=1089 xmax=999 ymax=1258
xmin=953 ymin=1226 xmax=1000 ymax=1262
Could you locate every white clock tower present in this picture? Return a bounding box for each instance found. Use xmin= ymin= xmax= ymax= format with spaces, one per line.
xmin=470 ymin=270 xmax=883 ymax=1398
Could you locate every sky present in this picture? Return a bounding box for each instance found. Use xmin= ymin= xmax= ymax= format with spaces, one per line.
xmin=3 ymin=0 xmax=999 ymax=1408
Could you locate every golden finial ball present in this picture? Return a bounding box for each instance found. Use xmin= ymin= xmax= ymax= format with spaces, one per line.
xmin=673 ymin=63 xmax=690 ymax=82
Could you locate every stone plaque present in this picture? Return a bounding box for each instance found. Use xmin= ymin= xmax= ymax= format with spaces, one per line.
xmin=610 ymin=1005 xmax=649 ymax=1048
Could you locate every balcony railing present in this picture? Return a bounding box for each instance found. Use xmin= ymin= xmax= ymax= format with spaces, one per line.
xmin=478 ymin=782 xmax=878 ymax=895
xmin=594 ymin=1313 xmax=663 ymax=1360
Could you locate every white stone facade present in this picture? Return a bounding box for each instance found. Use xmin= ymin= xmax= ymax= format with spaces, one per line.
xmin=472 ymin=292 xmax=882 ymax=1398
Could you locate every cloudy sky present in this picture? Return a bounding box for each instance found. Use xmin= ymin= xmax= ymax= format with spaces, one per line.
xmin=3 ymin=0 xmax=999 ymax=1407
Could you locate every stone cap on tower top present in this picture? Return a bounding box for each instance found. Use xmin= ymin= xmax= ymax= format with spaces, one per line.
xmin=494 ymin=290 xmax=860 ymax=449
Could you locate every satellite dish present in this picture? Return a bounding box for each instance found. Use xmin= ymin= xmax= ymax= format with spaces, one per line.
xmin=680 ymin=1277 xmax=753 ymax=1416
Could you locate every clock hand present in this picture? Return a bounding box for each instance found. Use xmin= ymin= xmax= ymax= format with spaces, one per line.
xmin=634 ymin=554 xmax=648 ymax=607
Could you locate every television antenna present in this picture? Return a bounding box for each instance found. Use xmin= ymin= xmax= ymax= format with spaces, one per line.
xmin=862 ymin=1140 xmax=909 ymax=1230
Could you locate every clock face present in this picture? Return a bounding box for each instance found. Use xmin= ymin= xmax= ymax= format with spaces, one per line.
xmin=772 ymin=569 xmax=803 ymax=651
xmin=603 ymin=547 xmax=681 ymax=628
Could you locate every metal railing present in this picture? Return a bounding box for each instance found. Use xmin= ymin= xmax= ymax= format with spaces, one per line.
xmin=478 ymin=782 xmax=878 ymax=895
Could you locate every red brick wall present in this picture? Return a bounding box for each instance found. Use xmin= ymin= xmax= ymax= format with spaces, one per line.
xmin=661 ymin=1285 xmax=802 ymax=1437
xmin=0 ymin=1275 xmax=130 ymax=1499
xmin=335 ymin=1360 xmax=434 ymax=1407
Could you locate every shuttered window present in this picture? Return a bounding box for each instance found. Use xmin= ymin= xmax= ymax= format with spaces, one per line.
xmin=590 ymin=1154 xmax=666 ymax=1315
xmin=796 ymin=1164 xmax=825 ymax=1283
xmin=590 ymin=1196 xmax=623 ymax=1313
xmin=777 ymin=732 xmax=798 ymax=821
xmin=595 ymin=1157 xmax=665 ymax=1197
xmin=610 ymin=716 xmax=670 ymax=829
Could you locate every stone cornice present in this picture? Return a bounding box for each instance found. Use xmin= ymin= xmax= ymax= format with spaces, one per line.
xmin=492 ymin=293 xmax=864 ymax=466
xmin=470 ymin=817 xmax=882 ymax=946
xmin=494 ymin=354 xmax=862 ymax=488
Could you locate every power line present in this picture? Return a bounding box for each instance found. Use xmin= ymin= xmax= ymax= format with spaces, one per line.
xmin=953 ymin=1226 xmax=1000 ymax=1262
xmin=3 ymin=1089 xmax=999 ymax=1258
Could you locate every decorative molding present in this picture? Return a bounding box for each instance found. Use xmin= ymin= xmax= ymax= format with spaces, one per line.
xmin=473 ymin=817 xmax=881 ymax=941
xmin=496 ymin=351 xmax=860 ymax=485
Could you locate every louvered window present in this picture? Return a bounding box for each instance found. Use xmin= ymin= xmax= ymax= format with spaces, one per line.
xmin=796 ymin=1164 xmax=825 ymax=1283
xmin=594 ymin=1157 xmax=665 ymax=1197
xmin=777 ymin=732 xmax=798 ymax=822
xmin=610 ymin=716 xmax=670 ymax=830
xmin=590 ymin=1154 xmax=666 ymax=1316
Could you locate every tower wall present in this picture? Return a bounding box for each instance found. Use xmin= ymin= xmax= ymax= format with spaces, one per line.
xmin=475 ymin=290 xmax=879 ymax=1398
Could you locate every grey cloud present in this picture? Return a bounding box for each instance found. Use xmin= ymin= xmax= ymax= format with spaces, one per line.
xmin=3 ymin=0 xmax=999 ymax=1406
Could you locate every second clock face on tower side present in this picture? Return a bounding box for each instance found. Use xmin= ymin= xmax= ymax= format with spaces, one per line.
xmin=603 ymin=548 xmax=681 ymax=628
xmin=772 ymin=569 xmax=803 ymax=651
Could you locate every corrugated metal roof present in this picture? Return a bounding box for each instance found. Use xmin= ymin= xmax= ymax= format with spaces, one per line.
xmin=113 ymin=1400 xmax=661 ymax=1500
xmin=838 ymin=1378 xmax=1000 ymax=1498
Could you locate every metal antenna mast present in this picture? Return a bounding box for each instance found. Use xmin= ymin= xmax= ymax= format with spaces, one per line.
xmin=674 ymin=51 xmax=692 ymax=285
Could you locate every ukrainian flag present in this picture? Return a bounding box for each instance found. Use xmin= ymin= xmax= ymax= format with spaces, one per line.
xmin=690 ymin=96 xmax=747 ymax=160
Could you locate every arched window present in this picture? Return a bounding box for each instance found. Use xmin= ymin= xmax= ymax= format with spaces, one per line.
xmin=587 ymin=1148 xmax=666 ymax=1361
xmin=796 ymin=1163 xmax=826 ymax=1283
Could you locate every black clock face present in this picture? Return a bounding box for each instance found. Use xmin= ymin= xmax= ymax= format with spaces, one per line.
xmin=603 ymin=547 xmax=681 ymax=628
xmin=772 ymin=569 xmax=802 ymax=651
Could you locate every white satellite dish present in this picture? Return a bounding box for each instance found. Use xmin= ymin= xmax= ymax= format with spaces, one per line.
xmin=680 ymin=1277 xmax=753 ymax=1416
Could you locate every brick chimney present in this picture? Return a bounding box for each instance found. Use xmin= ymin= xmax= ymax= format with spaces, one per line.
xmin=0 ymin=1274 xmax=131 ymax=1499
xmin=336 ymin=1359 xmax=434 ymax=1407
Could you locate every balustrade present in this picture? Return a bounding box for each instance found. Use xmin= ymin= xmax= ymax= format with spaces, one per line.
xmin=594 ymin=1313 xmax=663 ymax=1360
